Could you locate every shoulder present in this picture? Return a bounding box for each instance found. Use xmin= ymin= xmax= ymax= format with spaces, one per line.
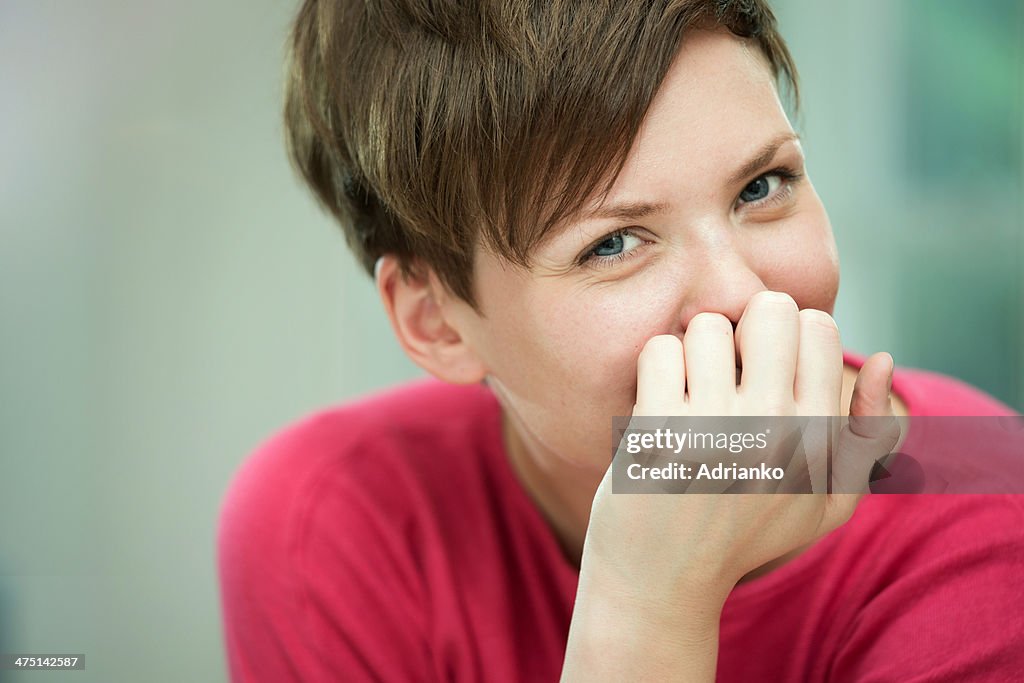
xmin=896 ymin=367 xmax=1017 ymax=417
xmin=216 ymin=379 xmax=504 ymax=597
xmin=218 ymin=378 xmax=501 ymax=553
xmin=827 ymin=363 xmax=1024 ymax=674
xmin=851 ymin=492 xmax=1024 ymax=557
xmin=827 ymin=492 xmax=1024 ymax=678
xmin=844 ymin=348 xmax=1018 ymax=417
xmin=217 ymin=379 xmax=501 ymax=679
xmin=845 ymin=350 xmax=1021 ymax=492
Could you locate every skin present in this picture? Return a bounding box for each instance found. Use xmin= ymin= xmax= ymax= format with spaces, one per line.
xmin=377 ymin=26 xmax=908 ymax=680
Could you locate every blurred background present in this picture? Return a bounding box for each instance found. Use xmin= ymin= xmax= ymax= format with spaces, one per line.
xmin=1 ymin=0 xmax=1020 ymax=680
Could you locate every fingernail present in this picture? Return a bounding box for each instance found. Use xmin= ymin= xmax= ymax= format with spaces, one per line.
xmin=886 ymin=355 xmax=894 ymax=394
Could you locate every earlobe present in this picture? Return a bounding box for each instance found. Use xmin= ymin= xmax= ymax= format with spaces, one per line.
xmin=375 ymin=255 xmax=488 ymax=384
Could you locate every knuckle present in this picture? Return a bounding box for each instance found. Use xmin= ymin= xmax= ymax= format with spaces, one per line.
xmin=761 ymin=401 xmax=791 ymax=417
xmin=639 ymin=334 xmax=682 ymax=365
xmin=644 ymin=333 xmax=682 ymax=353
xmin=754 ymin=290 xmax=797 ymax=311
xmin=799 ymin=308 xmax=839 ymax=337
xmin=741 ymin=396 xmax=792 ymax=416
xmin=688 ymin=311 xmax=732 ymax=333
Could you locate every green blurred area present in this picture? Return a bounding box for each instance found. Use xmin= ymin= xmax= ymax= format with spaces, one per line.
xmin=0 ymin=1 xmax=1020 ymax=681
xmin=898 ymin=0 xmax=1022 ymax=404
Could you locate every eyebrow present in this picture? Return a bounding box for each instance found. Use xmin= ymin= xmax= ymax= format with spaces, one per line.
xmin=586 ymin=199 xmax=670 ymax=222
xmin=726 ymin=132 xmax=801 ymax=185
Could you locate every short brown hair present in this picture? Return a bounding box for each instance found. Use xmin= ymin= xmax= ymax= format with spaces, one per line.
xmin=284 ymin=0 xmax=798 ymax=308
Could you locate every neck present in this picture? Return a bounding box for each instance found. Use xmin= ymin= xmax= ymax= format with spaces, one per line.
xmin=500 ymin=409 xmax=600 ymax=570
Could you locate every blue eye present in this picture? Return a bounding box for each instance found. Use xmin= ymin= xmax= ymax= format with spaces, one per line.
xmin=737 ymin=167 xmax=803 ymax=207
xmin=593 ymin=234 xmax=625 ymax=257
xmin=579 ymin=229 xmax=648 ymax=269
xmin=739 ymin=174 xmax=780 ymax=202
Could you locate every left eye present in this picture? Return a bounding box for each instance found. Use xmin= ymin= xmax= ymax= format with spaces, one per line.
xmin=739 ymin=173 xmax=783 ymax=203
xmin=593 ymin=233 xmax=624 ymax=256
xmin=591 ymin=231 xmax=643 ymax=258
xmin=579 ymin=229 xmax=648 ymax=268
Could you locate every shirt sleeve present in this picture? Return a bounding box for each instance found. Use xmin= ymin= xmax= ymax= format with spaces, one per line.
xmin=217 ymin=449 xmax=433 ymax=682
xmin=829 ymin=495 xmax=1024 ymax=682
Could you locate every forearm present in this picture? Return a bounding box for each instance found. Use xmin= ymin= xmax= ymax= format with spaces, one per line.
xmin=560 ymin=568 xmax=727 ymax=682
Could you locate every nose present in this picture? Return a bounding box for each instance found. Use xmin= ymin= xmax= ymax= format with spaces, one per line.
xmin=678 ymin=243 xmax=767 ymax=333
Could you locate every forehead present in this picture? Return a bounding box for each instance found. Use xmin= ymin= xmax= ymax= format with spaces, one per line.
xmin=576 ymin=29 xmax=790 ymax=218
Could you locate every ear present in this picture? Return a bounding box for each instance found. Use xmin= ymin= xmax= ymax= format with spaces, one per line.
xmin=375 ymin=255 xmax=488 ymax=384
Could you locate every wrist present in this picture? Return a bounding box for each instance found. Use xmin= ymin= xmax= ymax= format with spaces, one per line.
xmin=578 ymin=561 xmax=729 ymax=637
xmin=561 ymin=560 xmax=727 ymax=682
xmin=578 ymin=539 xmax=735 ymax=618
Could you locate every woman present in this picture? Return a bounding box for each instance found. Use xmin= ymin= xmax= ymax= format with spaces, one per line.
xmin=218 ymin=1 xmax=1024 ymax=679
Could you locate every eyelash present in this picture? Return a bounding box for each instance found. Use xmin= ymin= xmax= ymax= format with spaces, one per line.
xmin=576 ymin=228 xmax=648 ymax=269
xmin=737 ymin=165 xmax=804 ymax=209
xmin=578 ymin=165 xmax=804 ymax=270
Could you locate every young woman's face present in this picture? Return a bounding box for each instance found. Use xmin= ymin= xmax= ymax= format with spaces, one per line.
xmin=453 ymin=29 xmax=839 ymax=470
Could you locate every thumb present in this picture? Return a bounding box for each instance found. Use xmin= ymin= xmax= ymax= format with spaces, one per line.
xmin=846 ymin=352 xmax=900 ymax=457
xmin=826 ymin=353 xmax=901 ymax=524
xmin=849 ymin=352 xmax=895 ymax=421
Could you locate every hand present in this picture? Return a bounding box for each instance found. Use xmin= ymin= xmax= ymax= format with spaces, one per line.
xmin=562 ymin=291 xmax=900 ymax=681
xmin=585 ymin=290 xmax=900 ymax=602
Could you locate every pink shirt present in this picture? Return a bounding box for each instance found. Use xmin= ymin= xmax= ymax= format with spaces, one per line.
xmin=217 ymin=350 xmax=1024 ymax=681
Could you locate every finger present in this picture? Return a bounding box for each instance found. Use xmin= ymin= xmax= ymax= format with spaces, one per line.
xmin=737 ymin=291 xmax=800 ymax=408
xmin=827 ymin=407 xmax=901 ymax=529
xmin=832 ymin=420 xmax=900 ymax=493
xmin=635 ymin=334 xmax=686 ymax=415
xmin=683 ymin=312 xmax=735 ymax=412
xmin=831 ymin=354 xmax=901 ymax=500
xmin=849 ymin=352 xmax=894 ymax=421
xmin=794 ymin=308 xmax=843 ymax=415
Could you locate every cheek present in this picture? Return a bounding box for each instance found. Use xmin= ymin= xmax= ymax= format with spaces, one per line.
xmin=539 ymin=292 xmax=684 ymax=456
xmin=488 ymin=291 xmax=657 ymax=436
xmin=472 ymin=259 xmax=658 ymax=466
xmin=758 ymin=208 xmax=839 ymax=314
xmin=528 ymin=293 xmax=654 ymax=401
xmin=481 ymin=297 xmax=652 ymax=468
